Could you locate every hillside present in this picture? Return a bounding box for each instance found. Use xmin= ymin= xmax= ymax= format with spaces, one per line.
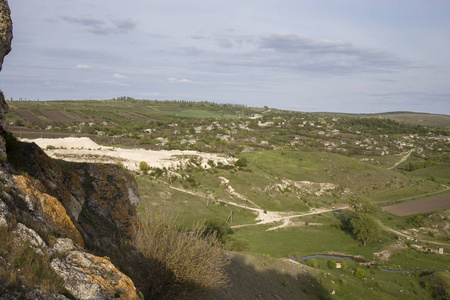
xmin=371 ymin=112 xmax=450 ymax=129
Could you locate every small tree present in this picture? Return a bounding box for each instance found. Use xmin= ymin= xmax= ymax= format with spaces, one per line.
xmin=355 ymin=268 xmax=365 ymax=278
xmin=327 ymin=260 xmax=337 ymax=269
xmin=350 ymin=213 xmax=380 ymax=246
xmin=235 ymin=158 xmax=248 ymax=168
xmin=204 ymin=217 xmax=233 ymax=242
xmin=349 ymin=198 xmax=378 ymax=214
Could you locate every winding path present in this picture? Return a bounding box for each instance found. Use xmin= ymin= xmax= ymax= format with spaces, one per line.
xmin=388 ymin=149 xmax=414 ymax=170
xmin=168 ymin=185 xmax=347 ymax=231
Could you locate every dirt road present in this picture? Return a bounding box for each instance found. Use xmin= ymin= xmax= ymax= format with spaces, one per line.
xmin=388 ymin=149 xmax=414 ymax=170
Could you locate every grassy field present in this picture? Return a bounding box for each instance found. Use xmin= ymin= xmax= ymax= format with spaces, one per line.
xmin=410 ymin=163 xmax=450 ymax=185
xmin=335 ymin=111 xmax=450 ymax=129
xmin=136 ymin=150 xmax=448 ymax=266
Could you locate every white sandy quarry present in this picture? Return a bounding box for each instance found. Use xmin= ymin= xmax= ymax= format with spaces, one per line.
xmin=21 ymin=137 xmax=236 ymax=171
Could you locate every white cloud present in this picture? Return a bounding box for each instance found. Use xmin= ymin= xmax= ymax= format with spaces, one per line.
xmin=167 ymin=77 xmax=192 ymax=83
xmin=98 ymin=80 xmax=130 ymax=87
xmin=75 ymin=64 xmax=92 ymax=69
xmin=113 ymin=73 xmax=127 ymax=79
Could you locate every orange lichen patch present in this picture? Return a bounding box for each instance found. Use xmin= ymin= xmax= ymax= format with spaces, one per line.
xmin=89 ymin=164 xmax=138 ymax=233
xmin=13 ymin=175 xmax=84 ymax=247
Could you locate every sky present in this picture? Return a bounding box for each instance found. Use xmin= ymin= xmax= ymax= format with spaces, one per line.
xmin=1 ymin=0 xmax=450 ymax=115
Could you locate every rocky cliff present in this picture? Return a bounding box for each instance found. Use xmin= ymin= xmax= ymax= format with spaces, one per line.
xmin=0 ymin=0 xmax=11 ymax=159
xmin=0 ymin=1 xmax=142 ymax=298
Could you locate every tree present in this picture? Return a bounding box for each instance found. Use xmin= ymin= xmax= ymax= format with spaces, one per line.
xmin=235 ymin=157 xmax=248 ymax=168
xmin=349 ymin=198 xmax=378 ymax=214
xmin=204 ymin=217 xmax=233 ymax=242
xmin=349 ymin=213 xmax=380 ymax=246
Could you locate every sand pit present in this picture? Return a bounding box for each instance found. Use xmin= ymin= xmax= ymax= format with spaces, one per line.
xmin=22 ymin=137 xmax=101 ymax=150
xmin=21 ymin=137 xmax=236 ymax=171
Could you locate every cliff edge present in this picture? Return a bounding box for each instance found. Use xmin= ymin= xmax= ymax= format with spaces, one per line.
xmin=0 ymin=2 xmax=141 ymax=298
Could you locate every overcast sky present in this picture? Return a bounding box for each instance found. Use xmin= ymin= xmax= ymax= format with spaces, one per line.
xmin=1 ymin=0 xmax=449 ymax=114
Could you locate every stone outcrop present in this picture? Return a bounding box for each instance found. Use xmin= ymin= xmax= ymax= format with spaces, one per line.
xmin=0 ymin=138 xmax=142 ymax=298
xmin=12 ymin=175 xmax=85 ymax=247
xmin=50 ymin=239 xmax=139 ymax=300
xmin=0 ymin=0 xmax=12 ymax=71
xmin=0 ymin=0 xmax=12 ymax=159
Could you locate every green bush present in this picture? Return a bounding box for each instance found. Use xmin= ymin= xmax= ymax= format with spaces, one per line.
xmin=235 ymin=158 xmax=248 ymax=168
xmin=327 ymin=260 xmax=337 ymax=269
xmin=355 ymin=268 xmax=365 ymax=278
xmin=305 ymin=258 xmax=318 ymax=268
xmin=139 ymin=161 xmax=150 ymax=173
xmin=204 ymin=217 xmax=233 ymax=242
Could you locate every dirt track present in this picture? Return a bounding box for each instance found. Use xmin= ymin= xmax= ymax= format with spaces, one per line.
xmin=382 ymin=192 xmax=450 ymax=216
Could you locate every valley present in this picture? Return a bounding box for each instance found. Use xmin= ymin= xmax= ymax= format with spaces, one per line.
xmin=8 ymin=99 xmax=450 ymax=299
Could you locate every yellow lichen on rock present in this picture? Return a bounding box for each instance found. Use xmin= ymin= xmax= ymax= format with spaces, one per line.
xmin=51 ymin=250 xmax=140 ymax=299
xmin=13 ymin=175 xmax=84 ymax=247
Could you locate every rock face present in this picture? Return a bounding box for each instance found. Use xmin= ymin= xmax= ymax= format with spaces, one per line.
xmin=0 ymin=2 xmax=142 ymax=298
xmin=0 ymin=0 xmax=12 ymax=71
xmin=0 ymin=137 xmax=142 ymax=299
xmin=0 ymin=0 xmax=12 ymax=159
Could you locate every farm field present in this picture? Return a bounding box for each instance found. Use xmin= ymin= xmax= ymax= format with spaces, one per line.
xmin=117 ymin=112 xmax=148 ymax=120
xmin=39 ymin=110 xmax=76 ymax=122
xmin=14 ymin=108 xmax=42 ymax=123
xmin=382 ymin=192 xmax=450 ymax=216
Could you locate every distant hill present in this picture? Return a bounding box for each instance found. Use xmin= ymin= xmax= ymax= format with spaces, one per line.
xmin=329 ymin=111 xmax=450 ymax=129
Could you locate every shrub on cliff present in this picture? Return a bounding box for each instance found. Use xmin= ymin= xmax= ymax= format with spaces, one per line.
xmin=132 ymin=213 xmax=229 ymax=297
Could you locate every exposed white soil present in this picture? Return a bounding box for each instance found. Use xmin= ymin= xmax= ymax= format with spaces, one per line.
xmin=20 ymin=137 xmax=236 ymax=171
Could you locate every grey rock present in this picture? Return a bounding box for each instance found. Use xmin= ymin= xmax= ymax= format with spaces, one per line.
xmin=13 ymin=223 xmax=48 ymax=255
xmin=51 ymin=250 xmax=140 ymax=300
xmin=51 ymin=238 xmax=76 ymax=254
xmin=0 ymin=198 xmax=9 ymax=227
xmin=0 ymin=0 xmax=12 ymax=71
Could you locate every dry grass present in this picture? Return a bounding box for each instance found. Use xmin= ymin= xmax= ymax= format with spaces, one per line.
xmin=132 ymin=213 xmax=229 ymax=298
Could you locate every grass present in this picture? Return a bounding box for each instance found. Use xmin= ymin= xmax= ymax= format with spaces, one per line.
xmin=234 ymin=223 xmax=395 ymax=260
xmin=136 ymin=150 xmax=448 ymax=275
xmin=132 ymin=213 xmax=229 ymax=298
xmin=237 ymin=150 xmax=442 ymax=205
xmin=0 ymin=224 xmax=70 ymax=297
xmin=305 ymin=257 xmax=437 ymax=300
xmin=410 ymin=163 xmax=450 ymax=185
xmin=386 ymin=249 xmax=450 ymax=271
xmin=136 ymin=175 xmax=258 ymax=228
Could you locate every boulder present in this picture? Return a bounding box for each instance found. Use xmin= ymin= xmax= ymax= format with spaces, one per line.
xmin=51 ymin=250 xmax=140 ymax=300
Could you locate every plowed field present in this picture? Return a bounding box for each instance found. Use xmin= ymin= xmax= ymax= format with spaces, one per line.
xmin=15 ymin=109 xmax=42 ymax=123
xmin=117 ymin=112 xmax=147 ymax=120
xmin=382 ymin=192 xmax=450 ymax=216
xmin=40 ymin=110 xmax=76 ymax=122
